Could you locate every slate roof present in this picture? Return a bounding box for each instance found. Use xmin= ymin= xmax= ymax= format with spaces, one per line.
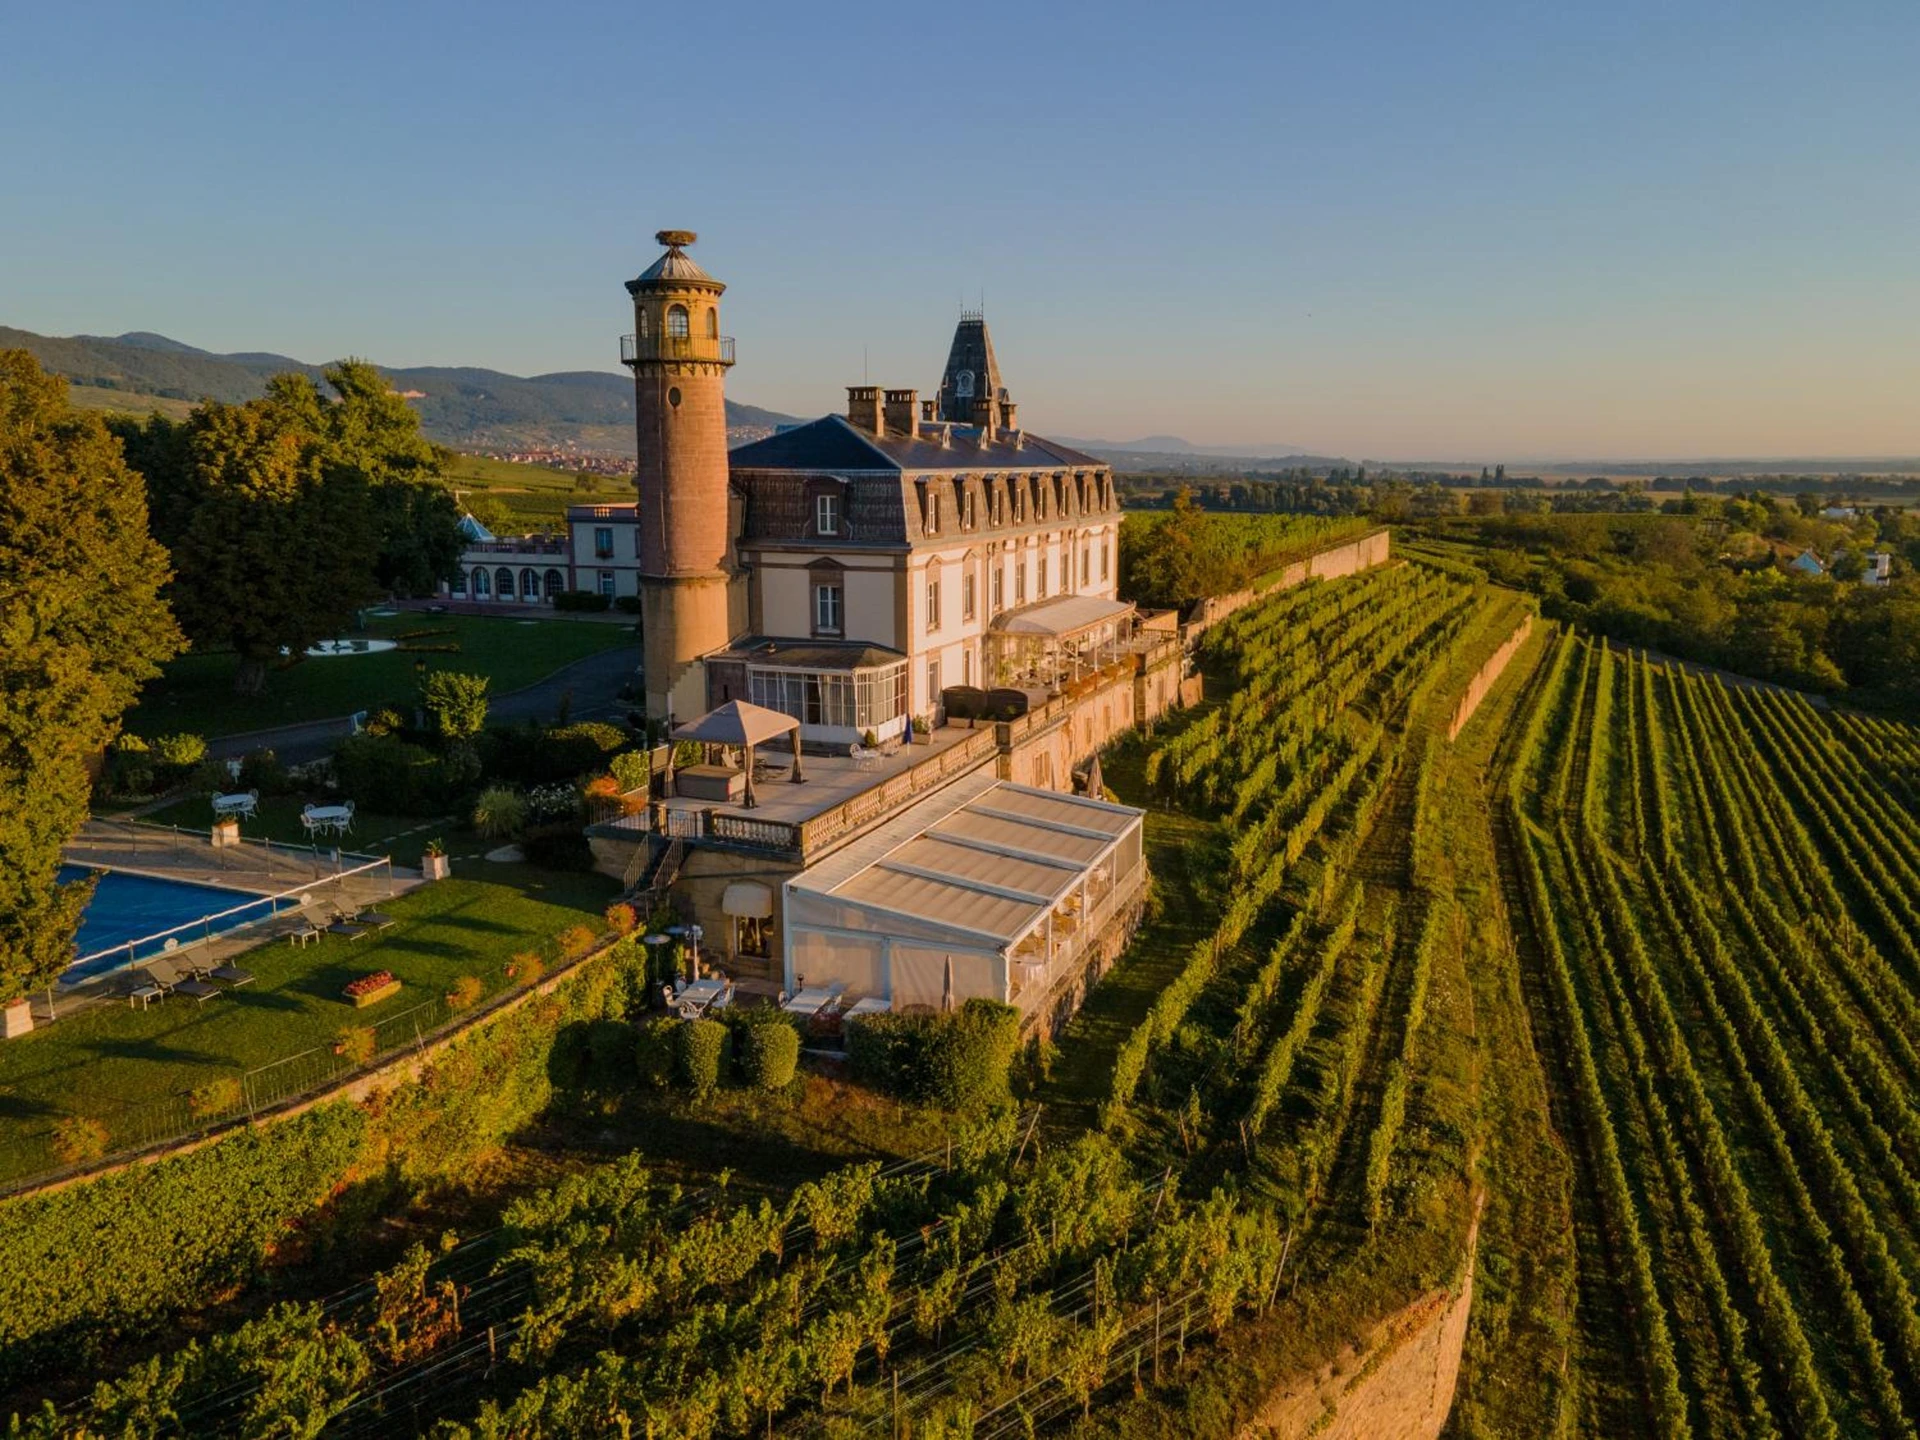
xmin=729 ymin=414 xmax=1106 ymax=475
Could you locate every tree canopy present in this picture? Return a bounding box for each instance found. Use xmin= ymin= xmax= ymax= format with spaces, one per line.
xmin=117 ymin=360 xmax=463 ymax=693
xmin=0 ymin=351 xmax=183 ymax=1001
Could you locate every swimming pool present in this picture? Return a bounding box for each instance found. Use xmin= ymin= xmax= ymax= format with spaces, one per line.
xmin=58 ymin=865 xmax=283 ymax=982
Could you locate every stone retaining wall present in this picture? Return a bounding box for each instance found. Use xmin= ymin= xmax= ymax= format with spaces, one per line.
xmin=1447 ymin=614 xmax=1535 ymax=740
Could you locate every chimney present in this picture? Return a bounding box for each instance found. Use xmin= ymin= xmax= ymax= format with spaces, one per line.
xmin=883 ymin=388 xmax=920 ymax=440
xmin=845 ymin=385 xmax=883 ymax=435
xmin=972 ymin=395 xmax=997 ymax=441
xmin=920 ymin=398 xmax=936 ymax=423
xmin=1001 ymin=400 xmax=1019 ymax=432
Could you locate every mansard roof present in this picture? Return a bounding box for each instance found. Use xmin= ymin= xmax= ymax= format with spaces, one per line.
xmin=729 ymin=414 xmax=1105 ymax=476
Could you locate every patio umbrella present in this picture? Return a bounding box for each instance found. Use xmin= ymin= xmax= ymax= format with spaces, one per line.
xmin=670 ymin=700 xmax=804 ymax=810
xmin=1083 ymin=753 xmax=1104 ymax=801
xmin=942 ymin=954 xmax=954 ymax=1013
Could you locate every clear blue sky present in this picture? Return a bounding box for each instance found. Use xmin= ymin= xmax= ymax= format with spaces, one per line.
xmin=5 ymin=0 xmax=1917 ymax=460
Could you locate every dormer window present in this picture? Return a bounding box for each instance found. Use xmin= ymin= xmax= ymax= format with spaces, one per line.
xmin=961 ymin=483 xmax=975 ymax=529
xmin=955 ymin=369 xmax=975 ymax=399
xmin=816 ymin=492 xmax=841 ymax=536
xmin=926 ymin=489 xmax=941 ymax=536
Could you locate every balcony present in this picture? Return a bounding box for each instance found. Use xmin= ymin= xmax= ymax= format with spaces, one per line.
xmin=620 ymin=333 xmax=736 ymax=366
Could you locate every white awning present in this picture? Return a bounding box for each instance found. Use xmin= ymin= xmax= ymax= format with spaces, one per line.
xmin=722 ymin=881 xmax=774 ymax=919
xmin=988 ymin=595 xmax=1134 ymax=639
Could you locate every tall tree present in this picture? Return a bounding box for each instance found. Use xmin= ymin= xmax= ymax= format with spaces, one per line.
xmin=0 ymin=352 xmax=183 ymax=1001
xmin=118 ymin=359 xmax=463 ymax=692
xmin=266 ymin=361 xmax=463 ymax=596
xmin=161 ymin=396 xmax=377 ymax=695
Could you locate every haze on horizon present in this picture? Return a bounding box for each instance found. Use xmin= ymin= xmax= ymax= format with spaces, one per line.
xmin=4 ymin=0 xmax=1916 ymax=463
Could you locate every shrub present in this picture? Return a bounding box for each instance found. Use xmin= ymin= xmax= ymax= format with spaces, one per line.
xmin=635 ymin=1019 xmax=678 ymax=1088
xmin=471 ymin=785 xmax=525 ymax=840
xmin=556 ymin=924 xmax=600 ymax=960
xmin=360 ymin=706 xmax=409 ymax=738
xmin=603 ymin=902 xmax=638 ymax=936
xmin=334 ymin=734 xmax=439 ymax=816
xmin=608 ymin=749 xmax=650 ymax=793
xmin=50 ymin=1115 xmax=109 ymax=1167
xmin=418 ymin=671 xmax=490 ymax=741
xmin=539 ymin=723 xmax=629 ymax=783
xmin=188 ymin=1077 xmax=244 ymax=1120
xmin=524 ymin=782 xmax=582 ymax=825
xmin=521 ymin=821 xmax=594 ymax=872
xmin=735 ymin=1014 xmax=801 ymax=1091
xmin=505 ymin=951 xmax=545 ymax=986
xmin=150 ymin=732 xmax=207 ymax=769
xmin=586 ymin=1019 xmax=637 ymax=1084
xmin=432 ymin=739 xmax=483 ymax=801
xmin=445 ymin=975 xmax=484 ymax=1011
xmin=847 ymin=999 xmax=1019 ymax=1114
xmin=552 ymin=589 xmax=612 ymax=613
xmin=238 ymin=748 xmax=288 ymax=795
xmin=613 ymin=594 xmax=643 ymax=614
xmin=675 ymin=1018 xmax=730 ymax=1095
xmin=333 ymin=1027 xmax=376 ymax=1065
xmin=100 ymin=748 xmax=156 ymax=799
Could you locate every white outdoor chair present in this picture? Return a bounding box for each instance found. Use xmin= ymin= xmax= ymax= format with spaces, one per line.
xmin=849 ymin=742 xmax=880 ymax=773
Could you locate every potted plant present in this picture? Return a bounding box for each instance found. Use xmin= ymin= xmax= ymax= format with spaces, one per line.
xmin=2 ymin=997 xmax=32 ymax=1040
xmin=911 ymin=715 xmax=931 ymax=745
xmin=421 ymin=837 xmax=450 ymax=881
xmin=211 ymin=815 xmax=241 ymax=848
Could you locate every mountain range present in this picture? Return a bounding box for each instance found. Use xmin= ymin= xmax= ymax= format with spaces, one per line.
xmin=0 ymin=327 xmax=798 ymax=455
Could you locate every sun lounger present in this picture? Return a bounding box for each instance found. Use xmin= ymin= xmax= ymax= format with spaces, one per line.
xmin=353 ymin=911 xmax=397 ymax=931
xmin=171 ymin=976 xmax=221 ymax=1003
xmin=327 ymin=908 xmax=374 ymax=939
xmin=210 ymin=962 xmax=255 ymax=987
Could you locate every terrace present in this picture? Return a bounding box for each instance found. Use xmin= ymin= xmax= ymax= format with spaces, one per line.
xmin=596 ymin=722 xmax=1002 ymax=863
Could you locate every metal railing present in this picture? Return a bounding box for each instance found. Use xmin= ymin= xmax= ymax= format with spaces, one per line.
xmin=619 ymin=332 xmax=736 ymax=365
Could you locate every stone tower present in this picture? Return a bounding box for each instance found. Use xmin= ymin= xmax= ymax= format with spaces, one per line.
xmin=936 ymin=310 xmax=1008 ymax=427
xmin=622 ymin=230 xmax=736 ymax=726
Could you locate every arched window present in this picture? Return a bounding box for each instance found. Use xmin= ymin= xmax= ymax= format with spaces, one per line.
xmin=954 ymin=369 xmax=974 ymax=399
xmin=520 ymin=568 xmax=538 ymax=599
xmin=472 ymin=568 xmax=490 ymax=597
xmin=637 ymin=311 xmax=649 ymax=339
xmin=667 ymin=305 xmax=690 ymax=339
xmin=545 ymin=569 xmax=564 ymax=599
xmin=705 ymin=308 xmax=719 ymax=339
xmin=496 ymin=567 xmax=515 ymax=599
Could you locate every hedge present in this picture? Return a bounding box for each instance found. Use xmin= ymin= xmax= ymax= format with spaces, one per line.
xmin=676 ymin=1019 xmax=730 ymax=1095
xmin=847 ymin=1000 xmax=1020 ymax=1114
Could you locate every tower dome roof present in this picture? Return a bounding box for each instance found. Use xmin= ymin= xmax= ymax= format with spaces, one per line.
xmin=629 ymin=229 xmax=724 ymax=291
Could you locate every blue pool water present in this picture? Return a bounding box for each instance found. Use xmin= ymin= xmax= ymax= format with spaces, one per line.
xmin=58 ymin=865 xmax=282 ymax=982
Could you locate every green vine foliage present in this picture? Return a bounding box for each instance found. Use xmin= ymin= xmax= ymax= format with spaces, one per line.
xmin=0 ymin=938 xmax=645 ymax=1386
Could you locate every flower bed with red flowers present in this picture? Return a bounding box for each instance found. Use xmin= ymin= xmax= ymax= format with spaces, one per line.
xmin=344 ymin=971 xmax=401 ymax=1007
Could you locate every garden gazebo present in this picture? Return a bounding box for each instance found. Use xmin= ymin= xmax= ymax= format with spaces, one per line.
xmin=671 ymin=700 xmax=805 ymax=809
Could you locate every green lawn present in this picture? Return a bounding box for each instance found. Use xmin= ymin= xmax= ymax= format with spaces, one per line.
xmin=141 ymin=795 xmax=469 ymax=868
xmin=0 ymin=866 xmax=616 ymax=1181
xmin=125 ymin=611 xmax=635 ymax=739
